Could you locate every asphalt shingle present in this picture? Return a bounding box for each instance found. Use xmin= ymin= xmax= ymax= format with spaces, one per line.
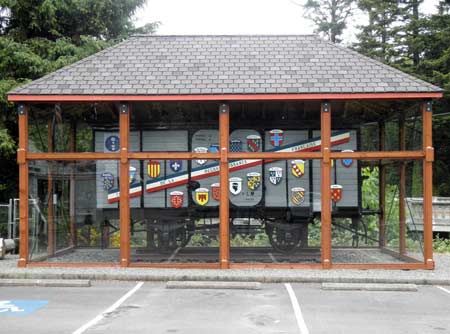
xmin=8 ymin=35 xmax=442 ymax=96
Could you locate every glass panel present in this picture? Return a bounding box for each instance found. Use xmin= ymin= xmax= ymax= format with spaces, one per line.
xmin=28 ymin=103 xmax=119 ymax=153
xmin=28 ymin=160 xmax=120 ymax=263
xmin=130 ymin=159 xmax=219 ymax=263
xmin=228 ymin=101 xmax=322 ymax=264
xmin=331 ymin=100 xmax=422 ymax=152
xmin=331 ymin=159 xmax=424 ymax=264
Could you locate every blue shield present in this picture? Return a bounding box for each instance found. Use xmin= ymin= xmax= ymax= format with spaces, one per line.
xmin=230 ymin=139 xmax=243 ymax=152
xmin=169 ymin=160 xmax=183 ymax=172
xmin=209 ymin=144 xmax=219 ymax=153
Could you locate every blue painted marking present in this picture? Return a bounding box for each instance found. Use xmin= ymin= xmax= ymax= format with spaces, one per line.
xmin=0 ymin=300 xmax=48 ymax=315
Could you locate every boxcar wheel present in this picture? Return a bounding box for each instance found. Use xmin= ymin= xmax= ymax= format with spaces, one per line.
xmin=265 ymin=222 xmax=302 ymax=253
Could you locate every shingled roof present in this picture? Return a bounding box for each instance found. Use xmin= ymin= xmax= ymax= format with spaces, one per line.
xmin=9 ymin=35 xmax=442 ymax=96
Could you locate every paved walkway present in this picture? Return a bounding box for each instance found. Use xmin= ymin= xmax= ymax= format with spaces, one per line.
xmin=0 ymin=254 xmax=449 ymax=284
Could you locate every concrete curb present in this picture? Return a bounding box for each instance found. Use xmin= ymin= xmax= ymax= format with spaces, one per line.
xmin=166 ymin=281 xmax=261 ymax=290
xmin=0 ymin=272 xmax=449 ymax=285
xmin=0 ymin=278 xmax=91 ymax=287
xmin=321 ymin=283 xmax=418 ymax=292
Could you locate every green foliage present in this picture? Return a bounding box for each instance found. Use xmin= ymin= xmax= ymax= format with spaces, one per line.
xmin=303 ymin=0 xmax=355 ymax=43
xmin=434 ymin=235 xmax=450 ymax=253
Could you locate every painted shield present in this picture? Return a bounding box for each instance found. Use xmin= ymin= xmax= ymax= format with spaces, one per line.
xmin=209 ymin=144 xmax=219 ymax=153
xmin=230 ymin=139 xmax=243 ymax=152
xmin=169 ymin=160 xmax=182 ymax=172
xmin=211 ymin=183 xmax=220 ymax=201
xmin=247 ymin=172 xmax=261 ymax=191
xmin=229 ymin=177 xmax=242 ymax=195
xmin=291 ymin=187 xmax=305 ymax=206
xmin=104 ymin=135 xmax=120 ymax=152
xmin=147 ymin=161 xmax=160 ymax=178
xmin=194 ymin=147 xmax=208 ymax=165
xmin=331 ymin=185 xmax=343 ymax=202
xmin=129 ymin=166 xmax=137 ymax=183
xmin=195 ymin=188 xmax=209 ymax=206
xmin=341 ymin=150 xmax=354 ymax=168
xmin=246 ymin=135 xmax=261 ymax=152
xmin=291 ymin=160 xmax=305 ymax=178
xmin=170 ymin=191 xmax=184 ymax=208
xmin=269 ymin=129 xmax=284 ymax=147
xmin=101 ymin=172 xmax=114 ymax=191
xmin=268 ymin=167 xmax=283 ymax=185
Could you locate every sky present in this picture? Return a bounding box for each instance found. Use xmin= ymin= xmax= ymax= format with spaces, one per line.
xmin=135 ymin=0 xmax=439 ymax=42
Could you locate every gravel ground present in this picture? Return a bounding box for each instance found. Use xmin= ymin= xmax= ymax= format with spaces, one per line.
xmin=1 ymin=251 xmax=449 ymax=284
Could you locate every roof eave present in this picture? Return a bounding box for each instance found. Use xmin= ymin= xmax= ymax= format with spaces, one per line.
xmin=7 ymin=92 xmax=444 ymax=103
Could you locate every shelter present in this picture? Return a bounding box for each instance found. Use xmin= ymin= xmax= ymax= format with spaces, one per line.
xmin=8 ymin=35 xmax=443 ymax=269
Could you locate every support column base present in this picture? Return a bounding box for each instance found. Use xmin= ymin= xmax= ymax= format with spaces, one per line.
xmin=220 ymin=259 xmax=229 ymax=269
xmin=322 ymin=259 xmax=331 ymax=269
xmin=17 ymin=258 xmax=27 ymax=268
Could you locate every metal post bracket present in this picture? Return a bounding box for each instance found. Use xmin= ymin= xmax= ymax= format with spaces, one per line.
xmin=17 ymin=148 xmax=26 ymax=164
xmin=120 ymin=147 xmax=128 ymax=164
xmin=425 ymin=146 xmax=434 ymax=162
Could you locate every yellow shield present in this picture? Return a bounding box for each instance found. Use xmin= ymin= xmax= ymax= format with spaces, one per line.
xmin=195 ymin=188 xmax=209 ymax=206
xmin=291 ymin=160 xmax=305 ymax=178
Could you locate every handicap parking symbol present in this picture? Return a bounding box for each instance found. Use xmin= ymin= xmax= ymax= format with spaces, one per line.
xmin=0 ymin=300 xmax=48 ymax=315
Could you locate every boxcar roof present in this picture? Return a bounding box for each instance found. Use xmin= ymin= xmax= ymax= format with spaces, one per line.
xmin=8 ymin=34 xmax=443 ymax=97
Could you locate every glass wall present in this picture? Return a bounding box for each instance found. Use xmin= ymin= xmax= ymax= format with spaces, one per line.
xmin=227 ymin=101 xmax=322 ymax=264
xmin=28 ymin=103 xmax=119 ymax=153
xmin=28 ymin=160 xmax=120 ymax=263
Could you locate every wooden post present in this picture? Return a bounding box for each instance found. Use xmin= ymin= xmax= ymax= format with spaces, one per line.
xmin=422 ymin=100 xmax=434 ymax=269
xmin=69 ymin=123 xmax=76 ymax=247
xmin=219 ymin=104 xmax=230 ymax=269
xmin=399 ymin=114 xmax=406 ymax=255
xmin=17 ymin=104 xmax=29 ymax=267
xmin=379 ymin=121 xmax=386 ymax=247
xmin=119 ymin=103 xmax=130 ymax=267
xmin=321 ymin=101 xmax=332 ymax=269
xmin=47 ymin=119 xmax=54 ymax=256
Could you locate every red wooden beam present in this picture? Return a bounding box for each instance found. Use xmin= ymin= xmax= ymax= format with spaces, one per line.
xmin=8 ymin=92 xmax=443 ymax=102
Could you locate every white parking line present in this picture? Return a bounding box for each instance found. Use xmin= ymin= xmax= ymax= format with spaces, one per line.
xmin=437 ymin=286 xmax=450 ymax=295
xmin=72 ymin=282 xmax=144 ymax=334
xmin=285 ymin=283 xmax=310 ymax=334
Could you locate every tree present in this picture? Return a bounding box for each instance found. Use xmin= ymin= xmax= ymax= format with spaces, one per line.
xmin=302 ymin=0 xmax=355 ymax=43
xmin=354 ymin=0 xmax=400 ymax=63
xmin=0 ymin=0 xmax=157 ymax=201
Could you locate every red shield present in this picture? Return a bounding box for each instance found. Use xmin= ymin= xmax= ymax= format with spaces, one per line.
xmin=170 ymin=191 xmax=183 ymax=208
xmin=331 ymin=185 xmax=343 ymax=202
xmin=211 ymin=183 xmax=220 ymax=201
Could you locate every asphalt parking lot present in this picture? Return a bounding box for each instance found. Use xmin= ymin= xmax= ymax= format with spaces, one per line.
xmin=1 ymin=282 xmax=450 ymax=334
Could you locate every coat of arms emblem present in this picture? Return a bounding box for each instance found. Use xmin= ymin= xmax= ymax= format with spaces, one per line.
xmin=104 ymin=135 xmax=120 ymax=152
xmin=331 ymin=185 xmax=343 ymax=202
xmin=229 ymin=177 xmax=242 ymax=195
xmin=211 ymin=183 xmax=220 ymax=201
xmin=246 ymin=135 xmax=261 ymax=152
xmin=170 ymin=191 xmax=184 ymax=208
xmin=291 ymin=187 xmax=305 ymax=206
xmin=209 ymin=144 xmax=219 ymax=153
xmin=269 ymin=129 xmax=284 ymax=147
xmin=101 ymin=172 xmax=114 ymax=191
xmin=291 ymin=160 xmax=305 ymax=178
xmin=147 ymin=161 xmax=160 ymax=178
xmin=247 ymin=172 xmax=261 ymax=191
xmin=169 ymin=160 xmax=182 ymax=172
xmin=129 ymin=166 xmax=137 ymax=183
xmin=341 ymin=149 xmax=354 ymax=168
xmin=230 ymin=139 xmax=243 ymax=152
xmin=268 ymin=167 xmax=283 ymax=185
xmin=194 ymin=147 xmax=208 ymax=165
xmin=195 ymin=188 xmax=209 ymax=206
